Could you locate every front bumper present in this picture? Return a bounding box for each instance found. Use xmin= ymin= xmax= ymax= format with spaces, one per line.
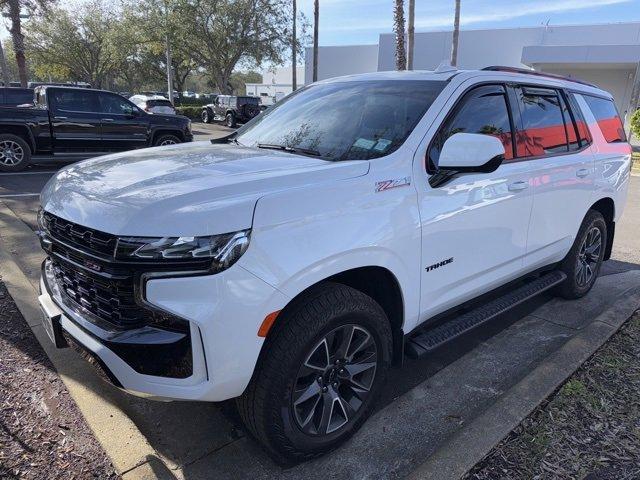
xmin=39 ymin=258 xmax=288 ymax=401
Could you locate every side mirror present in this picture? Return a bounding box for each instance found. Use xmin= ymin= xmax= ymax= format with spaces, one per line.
xmin=438 ymin=133 xmax=505 ymax=173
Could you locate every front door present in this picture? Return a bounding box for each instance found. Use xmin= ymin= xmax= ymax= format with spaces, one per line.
xmin=49 ymin=89 xmax=102 ymax=152
xmin=97 ymin=92 xmax=149 ymax=151
xmin=416 ymin=83 xmax=535 ymax=323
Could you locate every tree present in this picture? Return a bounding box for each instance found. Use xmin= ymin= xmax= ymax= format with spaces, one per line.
xmin=393 ymin=0 xmax=406 ymax=70
xmin=407 ymin=0 xmax=414 ymax=70
xmin=451 ymin=0 xmax=461 ymax=67
xmin=26 ymin=2 xmax=134 ymax=89
xmin=312 ymin=0 xmax=318 ymax=82
xmin=175 ymin=0 xmax=298 ymax=94
xmin=229 ymin=70 xmax=261 ymax=95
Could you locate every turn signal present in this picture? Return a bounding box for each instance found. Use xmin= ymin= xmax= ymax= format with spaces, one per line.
xmin=258 ymin=311 xmax=281 ymax=337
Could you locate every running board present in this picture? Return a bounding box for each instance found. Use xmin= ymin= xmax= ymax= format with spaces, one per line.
xmin=405 ymin=271 xmax=567 ymax=358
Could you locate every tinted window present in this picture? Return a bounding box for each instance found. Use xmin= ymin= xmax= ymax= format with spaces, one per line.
xmin=518 ymin=87 xmax=568 ymax=157
xmin=429 ymin=84 xmax=513 ymax=168
xmin=2 ymin=88 xmax=33 ymax=106
xmin=52 ymin=90 xmax=98 ymax=112
xmin=567 ymin=92 xmax=591 ymax=148
xmin=99 ymin=94 xmax=135 ymax=114
xmin=237 ymin=80 xmax=446 ymax=162
xmin=583 ymin=95 xmax=626 ymax=143
xmin=147 ymin=99 xmax=173 ymax=108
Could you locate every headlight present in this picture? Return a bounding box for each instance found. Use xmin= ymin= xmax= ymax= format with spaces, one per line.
xmin=115 ymin=230 xmax=250 ymax=272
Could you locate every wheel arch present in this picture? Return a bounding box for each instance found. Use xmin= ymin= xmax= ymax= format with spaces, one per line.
xmin=0 ymin=124 xmax=35 ymax=152
xmin=589 ymin=197 xmax=615 ymax=260
xmin=266 ymin=266 xmax=406 ymax=365
xmin=151 ymin=128 xmax=184 ymax=145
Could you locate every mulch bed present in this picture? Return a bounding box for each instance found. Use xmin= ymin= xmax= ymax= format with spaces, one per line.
xmin=467 ymin=312 xmax=640 ymax=480
xmin=0 ymin=279 xmax=119 ymax=479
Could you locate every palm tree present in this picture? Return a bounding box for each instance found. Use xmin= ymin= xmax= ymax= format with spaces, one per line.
xmin=393 ymin=0 xmax=406 ymax=70
xmin=312 ymin=0 xmax=318 ymax=82
xmin=450 ymin=0 xmax=461 ymax=67
xmin=407 ymin=0 xmax=415 ymax=70
xmin=292 ymin=0 xmax=297 ymax=90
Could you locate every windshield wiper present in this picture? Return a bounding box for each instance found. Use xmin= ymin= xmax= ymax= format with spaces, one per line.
xmin=256 ymin=143 xmax=321 ymax=157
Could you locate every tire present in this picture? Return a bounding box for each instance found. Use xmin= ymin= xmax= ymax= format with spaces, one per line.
xmin=555 ymin=209 xmax=607 ymax=299
xmin=237 ymin=282 xmax=392 ymax=461
xmin=201 ymin=108 xmax=210 ymax=123
xmin=225 ymin=112 xmax=236 ymax=128
xmin=153 ymin=134 xmax=181 ymax=147
xmin=0 ymin=133 xmax=31 ymax=172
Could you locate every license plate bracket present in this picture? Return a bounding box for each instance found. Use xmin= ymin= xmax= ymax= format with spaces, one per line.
xmin=40 ymin=307 xmax=67 ymax=349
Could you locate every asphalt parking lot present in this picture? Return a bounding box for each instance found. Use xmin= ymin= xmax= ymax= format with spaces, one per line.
xmin=1 ymin=143 xmax=639 ymax=478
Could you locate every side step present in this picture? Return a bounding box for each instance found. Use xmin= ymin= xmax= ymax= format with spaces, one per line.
xmin=405 ymin=271 xmax=567 ymax=358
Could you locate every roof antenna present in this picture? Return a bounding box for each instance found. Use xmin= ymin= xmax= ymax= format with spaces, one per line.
xmin=435 ymin=60 xmax=457 ymax=73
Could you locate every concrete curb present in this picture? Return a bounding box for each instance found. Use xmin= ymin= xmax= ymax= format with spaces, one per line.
xmin=408 ymin=289 xmax=640 ymax=480
xmin=0 ymin=201 xmax=164 ymax=478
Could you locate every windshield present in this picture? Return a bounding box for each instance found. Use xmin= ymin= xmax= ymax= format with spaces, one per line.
xmin=235 ymin=80 xmax=446 ymax=161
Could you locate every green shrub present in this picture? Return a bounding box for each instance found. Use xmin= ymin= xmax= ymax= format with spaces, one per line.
xmin=631 ymin=108 xmax=640 ymax=140
xmin=175 ymin=106 xmax=202 ymax=120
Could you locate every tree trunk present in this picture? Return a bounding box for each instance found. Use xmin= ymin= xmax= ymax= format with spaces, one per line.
xmin=312 ymin=0 xmax=319 ymax=82
xmin=7 ymin=0 xmax=27 ymax=87
xmin=393 ymin=0 xmax=406 ymax=71
xmin=450 ymin=0 xmax=461 ymax=67
xmin=407 ymin=0 xmax=415 ymax=70
xmin=0 ymin=40 xmax=10 ymax=86
xmin=292 ymin=0 xmax=297 ymax=90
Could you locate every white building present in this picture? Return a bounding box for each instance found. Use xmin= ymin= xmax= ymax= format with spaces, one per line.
xmin=305 ymin=22 xmax=640 ymax=127
xmin=246 ymin=66 xmax=305 ymax=104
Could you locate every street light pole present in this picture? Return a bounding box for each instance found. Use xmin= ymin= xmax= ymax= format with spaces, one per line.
xmin=164 ymin=0 xmax=174 ymax=103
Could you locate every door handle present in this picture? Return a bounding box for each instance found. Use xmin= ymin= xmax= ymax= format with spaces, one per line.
xmin=508 ymin=181 xmax=529 ymax=192
xmin=101 ymin=118 xmax=114 ymax=122
xmin=53 ymin=116 xmax=67 ymax=120
xmin=576 ymin=168 xmax=590 ymax=178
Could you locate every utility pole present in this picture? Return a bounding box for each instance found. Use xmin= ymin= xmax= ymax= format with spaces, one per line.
xmin=407 ymin=0 xmax=415 ymax=70
xmin=292 ymin=0 xmax=297 ymax=90
xmin=164 ymin=0 xmax=174 ymax=103
xmin=313 ymin=0 xmax=318 ymax=82
xmin=451 ymin=0 xmax=461 ymax=67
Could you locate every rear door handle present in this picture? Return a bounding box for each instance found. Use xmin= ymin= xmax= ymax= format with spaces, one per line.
xmin=576 ymin=168 xmax=590 ymax=178
xmin=53 ymin=116 xmax=67 ymax=120
xmin=101 ymin=118 xmax=114 ymax=122
xmin=508 ymin=181 xmax=529 ymax=192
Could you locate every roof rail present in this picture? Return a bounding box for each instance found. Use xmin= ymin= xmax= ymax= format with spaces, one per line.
xmin=481 ymin=66 xmax=598 ymax=88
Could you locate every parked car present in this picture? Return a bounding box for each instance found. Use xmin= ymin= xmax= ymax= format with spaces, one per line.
xmin=0 ymin=85 xmax=192 ymax=171
xmin=0 ymin=87 xmax=34 ymax=107
xmin=129 ymin=94 xmax=176 ymax=115
xmin=201 ymin=95 xmax=261 ymax=127
xmin=37 ymin=68 xmax=631 ymax=460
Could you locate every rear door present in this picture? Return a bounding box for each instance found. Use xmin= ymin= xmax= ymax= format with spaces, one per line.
xmin=97 ymin=92 xmax=148 ymax=151
xmin=49 ymin=89 xmax=102 ymax=151
xmin=518 ymin=85 xmax=595 ymax=270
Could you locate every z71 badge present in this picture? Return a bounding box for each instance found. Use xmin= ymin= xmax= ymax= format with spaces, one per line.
xmin=375 ymin=176 xmax=411 ymax=192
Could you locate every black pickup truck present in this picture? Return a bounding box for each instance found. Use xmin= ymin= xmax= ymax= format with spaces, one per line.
xmin=0 ymin=86 xmax=192 ymax=171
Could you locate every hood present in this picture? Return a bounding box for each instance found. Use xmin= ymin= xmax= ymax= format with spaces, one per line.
xmin=40 ymin=141 xmax=369 ymax=237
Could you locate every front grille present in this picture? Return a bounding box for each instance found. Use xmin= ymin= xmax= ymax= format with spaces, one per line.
xmin=42 ymin=211 xmax=116 ymax=257
xmin=51 ymin=259 xmax=144 ymax=329
xmin=41 ymin=213 xmax=204 ymax=332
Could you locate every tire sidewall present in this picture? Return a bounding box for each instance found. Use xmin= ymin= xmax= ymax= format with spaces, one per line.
xmin=226 ymin=113 xmax=235 ymax=128
xmin=0 ymin=134 xmax=31 ymax=172
xmin=565 ymin=213 xmax=607 ymax=297
xmin=271 ymin=307 xmax=391 ymax=456
xmin=201 ymin=109 xmax=209 ymax=123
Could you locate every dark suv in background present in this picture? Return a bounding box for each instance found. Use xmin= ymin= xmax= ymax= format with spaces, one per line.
xmin=0 ymin=86 xmax=192 ymax=171
xmin=201 ymin=95 xmax=261 ymax=127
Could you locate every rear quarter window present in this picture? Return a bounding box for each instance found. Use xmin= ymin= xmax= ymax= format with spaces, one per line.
xmin=582 ymin=95 xmax=626 ymax=143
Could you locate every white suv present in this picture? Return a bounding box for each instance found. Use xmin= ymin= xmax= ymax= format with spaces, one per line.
xmin=37 ymin=67 xmax=632 ymax=459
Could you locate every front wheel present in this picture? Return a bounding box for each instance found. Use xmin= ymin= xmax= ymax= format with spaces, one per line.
xmin=237 ymin=282 xmax=392 ymax=461
xmin=0 ymin=134 xmax=31 ymax=172
xmin=201 ymin=108 xmax=210 ymax=123
xmin=555 ymin=210 xmax=607 ymax=299
xmin=154 ymin=134 xmax=181 ymax=147
xmin=225 ymin=112 xmax=236 ymax=128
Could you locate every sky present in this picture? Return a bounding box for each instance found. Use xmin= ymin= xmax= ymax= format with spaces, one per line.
xmin=297 ymin=0 xmax=640 ymax=46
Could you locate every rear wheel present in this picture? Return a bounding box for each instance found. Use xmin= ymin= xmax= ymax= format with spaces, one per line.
xmin=0 ymin=134 xmax=31 ymax=172
xmin=237 ymin=282 xmax=392 ymax=461
xmin=154 ymin=134 xmax=181 ymax=147
xmin=201 ymin=108 xmax=210 ymax=123
xmin=555 ymin=210 xmax=607 ymax=299
xmin=225 ymin=112 xmax=236 ymax=128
